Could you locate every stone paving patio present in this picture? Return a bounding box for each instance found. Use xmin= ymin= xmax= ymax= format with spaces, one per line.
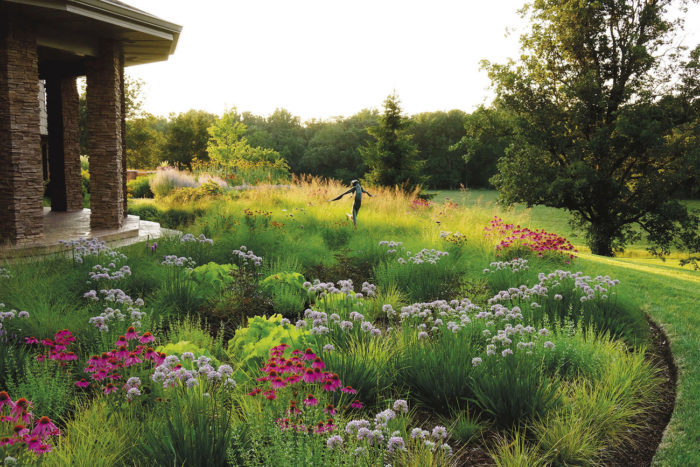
xmin=0 ymin=208 xmax=177 ymax=260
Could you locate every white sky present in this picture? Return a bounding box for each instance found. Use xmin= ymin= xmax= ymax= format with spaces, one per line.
xmin=126 ymin=0 xmax=700 ymax=122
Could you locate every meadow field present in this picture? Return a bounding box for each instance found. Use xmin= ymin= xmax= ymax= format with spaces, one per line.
xmin=0 ymin=178 xmax=697 ymax=465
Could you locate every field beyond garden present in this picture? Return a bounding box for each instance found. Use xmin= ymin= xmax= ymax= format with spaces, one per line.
xmin=1 ymin=178 xmax=698 ymax=465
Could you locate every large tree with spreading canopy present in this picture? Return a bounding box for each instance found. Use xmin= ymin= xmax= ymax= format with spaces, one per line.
xmin=485 ymin=0 xmax=700 ymax=258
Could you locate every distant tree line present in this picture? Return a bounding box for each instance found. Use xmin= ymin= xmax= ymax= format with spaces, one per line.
xmin=79 ymin=82 xmax=519 ymax=190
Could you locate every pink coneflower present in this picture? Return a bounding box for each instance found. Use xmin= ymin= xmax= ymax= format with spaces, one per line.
xmin=302 ymin=348 xmax=316 ymax=360
xmin=285 ymin=374 xmax=301 ymax=384
xmin=311 ymin=357 xmax=325 ymax=369
xmin=0 ymin=437 xmax=13 ymax=447
xmin=0 ymin=391 xmax=12 ymax=409
xmin=60 ymin=352 xmax=78 ymax=361
xmin=25 ymin=435 xmax=41 ymax=449
xmin=34 ymin=443 xmax=52 ymax=454
xmin=139 ymin=332 xmax=155 ymax=344
xmin=108 ymin=373 xmax=121 ymax=380
xmin=314 ymin=421 xmax=327 ymax=433
xmin=91 ymin=370 xmax=107 ymax=381
xmin=247 ymin=388 xmax=262 ymax=396
xmin=303 ymin=394 xmax=318 ymax=407
xmin=125 ymin=327 xmax=139 ymax=341
xmin=263 ymin=389 xmax=276 ymax=400
xmin=270 ymin=377 xmax=286 ymax=389
xmin=311 ymin=368 xmax=324 ymax=382
xmin=302 ymin=368 xmax=315 ymax=383
xmin=114 ymin=336 xmax=127 ymax=347
xmin=115 ymin=345 xmax=129 ymax=359
xmin=340 ymin=386 xmax=357 ymax=394
xmin=323 ymin=404 xmax=336 ymax=415
xmin=351 ymin=400 xmax=364 ymax=409
xmin=75 ymin=379 xmax=90 ymax=388
xmin=11 ymin=398 xmax=31 ymax=418
xmin=144 ymin=347 xmax=156 ymax=360
xmin=124 ymin=352 xmax=142 ymax=366
xmin=40 ymin=338 xmax=53 ymax=347
xmin=291 ymin=349 xmax=302 ymax=356
xmin=32 ymin=416 xmax=59 ymax=438
xmin=24 ymin=336 xmax=39 ymax=345
xmin=103 ymin=383 xmax=117 ymax=394
xmin=36 ymin=355 xmax=45 ymax=362
xmin=12 ymin=424 xmax=29 ymax=437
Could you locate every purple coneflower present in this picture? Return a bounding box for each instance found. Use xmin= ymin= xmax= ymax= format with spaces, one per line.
xmin=340 ymin=386 xmax=356 ymax=394
xmin=139 ymin=332 xmax=155 ymax=344
xmin=32 ymin=416 xmax=59 ymax=438
xmin=24 ymin=336 xmax=38 ymax=345
xmin=303 ymin=394 xmax=318 ymax=407
xmin=0 ymin=391 xmax=12 ymax=409
xmin=75 ymin=379 xmax=90 ymax=388
xmin=103 ymin=383 xmax=117 ymax=394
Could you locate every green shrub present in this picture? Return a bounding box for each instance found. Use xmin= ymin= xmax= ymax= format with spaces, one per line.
xmin=227 ymin=315 xmax=308 ymax=379
xmin=127 ymin=176 xmax=154 ymax=198
xmin=188 ymin=262 xmax=238 ymax=301
xmin=159 ymin=208 xmax=196 ymax=228
xmin=128 ymin=204 xmax=161 ymax=222
xmin=166 ymin=317 xmax=227 ymax=362
xmin=260 ymin=271 xmax=307 ymax=318
xmin=156 ymin=340 xmax=221 ymax=367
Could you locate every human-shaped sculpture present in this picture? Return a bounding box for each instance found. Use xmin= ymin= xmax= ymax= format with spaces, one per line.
xmin=329 ymin=180 xmax=373 ymax=228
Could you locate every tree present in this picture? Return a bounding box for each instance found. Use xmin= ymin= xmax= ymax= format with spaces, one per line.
xmin=162 ymin=110 xmax=216 ymax=170
xmin=206 ymin=109 xmax=284 ymax=166
xmin=300 ymin=109 xmax=378 ymax=183
xmin=361 ymin=93 xmax=426 ymax=191
xmin=485 ymin=0 xmax=700 ymax=257
xmin=410 ymin=110 xmax=468 ymax=189
xmin=453 ymin=106 xmax=517 ymax=189
xmin=125 ymin=114 xmax=167 ymax=169
xmin=243 ymin=108 xmax=307 ymax=172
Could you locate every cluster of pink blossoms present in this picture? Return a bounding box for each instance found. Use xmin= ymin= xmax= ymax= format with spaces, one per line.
xmin=248 ymin=344 xmax=363 ymax=434
xmin=0 ymin=392 xmax=59 ymax=455
xmin=76 ymin=327 xmax=161 ymax=396
xmin=25 ymin=329 xmax=78 ymax=365
xmin=484 ymin=216 xmax=577 ymax=260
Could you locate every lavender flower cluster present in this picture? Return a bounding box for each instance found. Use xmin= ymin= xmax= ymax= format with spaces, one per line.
xmin=329 ymin=400 xmax=452 ymax=456
xmin=483 ymin=257 xmax=529 ymax=274
xmin=85 ymin=289 xmax=146 ymax=332
xmin=0 ymin=304 xmax=30 ymax=331
xmin=378 ymin=240 xmax=448 ymax=265
xmin=292 ymin=308 xmax=382 ymax=337
xmin=161 ymin=255 xmax=196 ymax=269
xmin=59 ymin=237 xmax=124 ymax=264
xmin=303 ymin=279 xmax=376 ymax=299
xmin=88 ymin=263 xmax=132 ymax=282
xmin=232 ymin=246 xmax=262 ymax=267
xmin=151 ymin=353 xmax=236 ymax=391
xmin=180 ymin=233 xmax=214 ymax=245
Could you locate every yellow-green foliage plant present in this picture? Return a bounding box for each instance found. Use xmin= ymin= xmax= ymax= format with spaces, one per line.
xmin=51 ymin=401 xmax=135 ymax=466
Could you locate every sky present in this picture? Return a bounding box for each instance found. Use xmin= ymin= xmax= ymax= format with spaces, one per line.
xmin=126 ymin=0 xmax=700 ymax=122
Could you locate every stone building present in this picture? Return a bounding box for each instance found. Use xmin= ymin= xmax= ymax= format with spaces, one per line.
xmin=0 ymin=0 xmax=181 ymax=245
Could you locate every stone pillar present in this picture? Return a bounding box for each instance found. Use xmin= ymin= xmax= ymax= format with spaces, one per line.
xmin=86 ymin=41 xmax=124 ymax=230
xmin=0 ymin=19 xmax=44 ymax=244
xmin=121 ymin=66 xmax=128 ymax=218
xmin=46 ymin=76 xmax=82 ymax=211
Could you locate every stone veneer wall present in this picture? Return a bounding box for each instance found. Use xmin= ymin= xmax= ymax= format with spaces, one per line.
xmin=86 ymin=40 xmax=125 ymax=230
xmin=61 ymin=77 xmax=83 ymax=211
xmin=0 ymin=18 xmax=44 ymax=244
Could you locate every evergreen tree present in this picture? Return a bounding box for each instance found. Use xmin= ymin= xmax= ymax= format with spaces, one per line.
xmin=361 ymin=93 xmax=425 ymax=191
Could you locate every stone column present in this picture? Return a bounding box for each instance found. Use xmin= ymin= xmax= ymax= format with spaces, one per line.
xmin=86 ymin=41 xmax=124 ymax=230
xmin=46 ymin=76 xmax=82 ymax=211
xmin=0 ymin=19 xmax=44 ymax=244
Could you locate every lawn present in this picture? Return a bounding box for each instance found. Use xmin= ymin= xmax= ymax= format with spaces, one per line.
xmin=0 ymin=178 xmax=696 ymax=465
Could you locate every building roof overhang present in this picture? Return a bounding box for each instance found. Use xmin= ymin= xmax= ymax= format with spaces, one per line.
xmin=3 ymin=0 xmax=182 ymax=66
